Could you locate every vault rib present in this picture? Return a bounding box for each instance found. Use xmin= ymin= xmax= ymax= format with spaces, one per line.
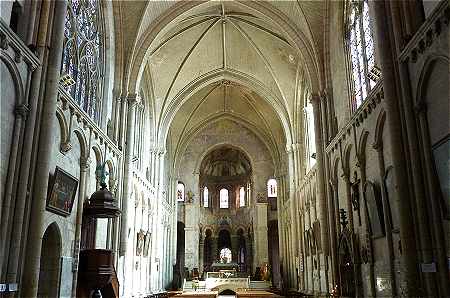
xmin=157 ymin=18 xmax=220 ymax=133
xmin=175 ymin=84 xmax=221 ymax=156
xmin=228 ymin=19 xmax=292 ymax=125
xmin=150 ymin=16 xmax=219 ymax=56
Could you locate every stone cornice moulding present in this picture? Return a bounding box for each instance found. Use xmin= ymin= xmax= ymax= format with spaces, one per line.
xmin=325 ymin=81 xmax=384 ymax=155
xmin=399 ymin=2 xmax=449 ymax=63
xmin=0 ymin=19 xmax=40 ymax=70
xmin=58 ymin=85 xmax=122 ymax=157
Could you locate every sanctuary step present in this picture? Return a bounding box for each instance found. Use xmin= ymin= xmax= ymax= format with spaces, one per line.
xmin=249 ymin=281 xmax=271 ymax=291
xmin=183 ymin=280 xmax=207 ymax=292
xmin=174 ymin=291 xmax=218 ymax=298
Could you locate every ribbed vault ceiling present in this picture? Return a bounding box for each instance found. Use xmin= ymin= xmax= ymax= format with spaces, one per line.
xmin=115 ymin=1 xmax=327 ymax=166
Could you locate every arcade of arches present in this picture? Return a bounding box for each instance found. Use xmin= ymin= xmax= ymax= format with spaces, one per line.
xmin=0 ymin=1 xmax=449 ymax=297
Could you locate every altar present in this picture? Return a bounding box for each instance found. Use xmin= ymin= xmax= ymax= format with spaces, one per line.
xmin=204 ymin=271 xmax=249 ymax=293
xmin=210 ymin=262 xmax=239 ymax=272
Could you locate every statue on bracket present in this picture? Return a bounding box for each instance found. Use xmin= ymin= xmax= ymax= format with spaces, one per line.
xmin=186 ymin=190 xmax=194 ymax=203
xmin=350 ymin=171 xmax=361 ymax=225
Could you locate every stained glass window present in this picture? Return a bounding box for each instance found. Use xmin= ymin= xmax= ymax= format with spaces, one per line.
xmin=348 ymin=0 xmax=378 ymax=111
xmin=62 ymin=0 xmax=104 ymax=122
xmin=203 ymin=187 xmax=209 ymax=208
xmin=220 ymin=188 xmax=229 ymax=209
xmin=239 ymin=186 xmax=245 ymax=207
xmin=267 ymin=179 xmax=277 ymax=198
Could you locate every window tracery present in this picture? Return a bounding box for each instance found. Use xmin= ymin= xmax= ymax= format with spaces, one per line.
xmin=62 ymin=0 xmax=104 ymax=122
xmin=347 ymin=0 xmax=378 ymax=110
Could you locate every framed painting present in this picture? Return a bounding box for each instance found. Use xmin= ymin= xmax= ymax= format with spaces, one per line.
xmin=46 ymin=167 xmax=78 ymax=216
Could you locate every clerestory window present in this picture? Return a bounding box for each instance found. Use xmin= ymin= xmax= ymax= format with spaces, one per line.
xmin=62 ymin=0 xmax=104 ymax=123
xmin=219 ymin=188 xmax=229 ymax=209
xmin=347 ymin=0 xmax=379 ymax=111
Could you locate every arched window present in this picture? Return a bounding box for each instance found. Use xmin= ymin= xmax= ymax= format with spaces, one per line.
xmin=203 ymin=187 xmax=209 ymax=208
xmin=62 ymin=0 xmax=104 ymax=123
xmin=219 ymin=248 xmax=232 ymax=264
xmin=177 ymin=182 xmax=185 ymax=202
xmin=239 ymin=186 xmax=245 ymax=207
xmin=219 ymin=188 xmax=229 ymax=209
xmin=347 ymin=0 xmax=379 ymax=111
xmin=305 ymin=98 xmax=316 ymax=168
xmin=267 ymin=179 xmax=277 ymax=198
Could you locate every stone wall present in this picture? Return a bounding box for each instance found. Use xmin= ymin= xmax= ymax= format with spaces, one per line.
xmin=175 ymin=118 xmax=276 ymax=273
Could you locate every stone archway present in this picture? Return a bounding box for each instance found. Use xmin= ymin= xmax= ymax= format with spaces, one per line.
xmin=37 ymin=223 xmax=62 ymax=298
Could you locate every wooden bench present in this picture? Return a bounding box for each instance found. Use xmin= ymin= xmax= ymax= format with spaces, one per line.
xmin=174 ymin=291 xmax=218 ymax=298
xmin=236 ymin=290 xmax=283 ymax=298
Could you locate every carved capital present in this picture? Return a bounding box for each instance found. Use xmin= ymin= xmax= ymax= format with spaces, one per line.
xmin=0 ymin=33 xmax=8 ymax=50
xmin=79 ymin=156 xmax=91 ymax=169
xmin=60 ymin=141 xmax=72 ymax=154
xmin=15 ymin=104 xmax=29 ymax=119
xmin=127 ymin=93 xmax=141 ymax=105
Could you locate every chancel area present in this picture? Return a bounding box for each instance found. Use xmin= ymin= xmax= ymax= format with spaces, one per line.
xmin=0 ymin=0 xmax=449 ymax=297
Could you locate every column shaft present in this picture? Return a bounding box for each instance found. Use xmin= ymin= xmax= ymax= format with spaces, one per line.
xmin=372 ymin=1 xmax=419 ymax=295
xmin=21 ymin=1 xmax=68 ymax=296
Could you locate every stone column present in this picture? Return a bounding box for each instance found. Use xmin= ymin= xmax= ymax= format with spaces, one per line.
xmin=287 ymin=147 xmax=299 ymax=283
xmin=120 ymin=94 xmax=139 ymax=256
xmin=0 ymin=103 xmax=28 ymax=279
xmin=21 ymin=1 xmax=68 ymax=296
xmin=70 ymin=154 xmax=90 ymax=296
xmin=199 ymin=234 xmax=204 ymax=275
xmin=389 ymin=2 xmax=440 ymax=296
xmin=416 ymin=110 xmax=450 ymax=297
xmin=254 ymin=203 xmax=269 ymax=269
xmin=3 ymin=0 xmax=48 ymax=283
xmin=184 ymin=205 xmax=199 ymax=271
xmin=373 ymin=143 xmax=397 ymax=296
xmin=112 ymin=96 xmax=122 ymax=143
xmin=372 ymin=1 xmax=419 ymax=295
xmin=310 ymin=94 xmax=329 ymax=293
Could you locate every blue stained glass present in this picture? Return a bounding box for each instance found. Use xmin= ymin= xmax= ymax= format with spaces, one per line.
xmin=61 ymin=0 xmax=103 ymax=122
xmin=348 ymin=0 xmax=379 ymax=110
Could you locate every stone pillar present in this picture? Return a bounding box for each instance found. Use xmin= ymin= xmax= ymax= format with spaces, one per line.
xmin=199 ymin=234 xmax=204 ymax=275
xmin=287 ymin=147 xmax=299 ymax=284
xmin=0 ymin=103 xmax=28 ymax=278
xmin=3 ymin=0 xmax=46 ymax=282
xmin=389 ymin=2 xmax=441 ymax=296
xmin=71 ymin=155 xmax=90 ymax=296
xmin=184 ymin=204 xmax=199 ymax=271
xmin=120 ymin=94 xmax=139 ymax=256
xmin=112 ymin=94 xmax=121 ymax=142
xmin=21 ymin=1 xmax=68 ymax=296
xmin=371 ymin=1 xmax=420 ymax=295
xmin=254 ymin=203 xmax=269 ymax=269
xmin=310 ymin=94 xmax=329 ymax=292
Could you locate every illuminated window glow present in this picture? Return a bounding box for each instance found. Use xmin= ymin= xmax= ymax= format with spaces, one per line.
xmin=220 ymin=188 xmax=229 ymax=209
xmin=203 ymin=187 xmax=209 ymax=208
xmin=348 ymin=0 xmax=377 ymax=110
xmin=267 ymin=179 xmax=277 ymax=198
xmin=239 ymin=186 xmax=245 ymax=207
